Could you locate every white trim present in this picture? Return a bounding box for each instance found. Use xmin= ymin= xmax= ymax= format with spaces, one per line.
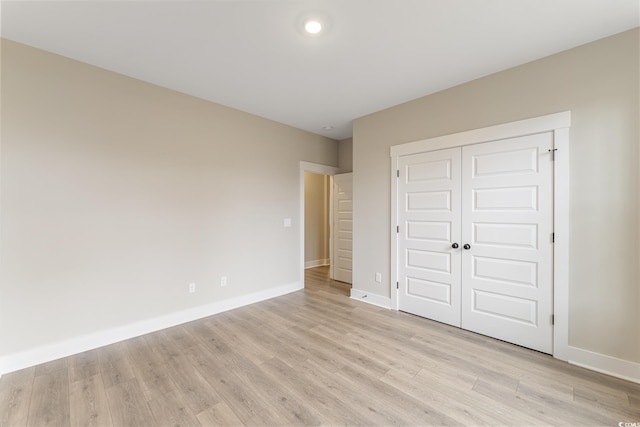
xmin=0 ymin=281 xmax=302 ymax=376
xmin=299 ymin=162 xmax=339 ymax=286
xmin=330 ymin=175 xmax=335 ymax=280
xmin=390 ymin=111 xmax=571 ymax=157
xmin=350 ymin=288 xmax=391 ymax=309
xmin=300 ymin=161 xmax=340 ymax=175
xmin=390 ymin=111 xmax=571 ymax=361
xmin=568 ymin=346 xmax=640 ymax=384
xmin=390 ymin=155 xmax=400 ymax=310
xmin=305 ymin=259 xmax=330 ymax=269
xmin=552 ymin=127 xmax=570 ymax=361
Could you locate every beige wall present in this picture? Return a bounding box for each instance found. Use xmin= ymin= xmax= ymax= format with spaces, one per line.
xmin=352 ymin=29 xmax=639 ymax=363
xmin=338 ymin=138 xmax=353 ymax=173
xmin=0 ymin=40 xmax=338 ymax=359
xmin=304 ymin=172 xmax=330 ymax=266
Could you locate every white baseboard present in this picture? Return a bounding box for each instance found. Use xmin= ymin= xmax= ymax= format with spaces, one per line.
xmin=3 ymin=281 xmax=637 ymax=388
xmin=0 ymin=281 xmax=303 ymax=376
xmin=567 ymin=345 xmax=640 ymax=384
xmin=350 ymin=289 xmax=391 ymax=309
xmin=304 ymin=259 xmax=330 ymax=269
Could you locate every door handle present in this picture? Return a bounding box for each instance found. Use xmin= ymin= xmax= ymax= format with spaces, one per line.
xmin=463 ymin=244 xmax=471 ymax=250
xmin=451 ymin=243 xmax=459 ymax=249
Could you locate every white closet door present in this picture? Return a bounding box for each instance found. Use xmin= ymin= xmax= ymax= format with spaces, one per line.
xmin=398 ymin=148 xmax=462 ymax=327
xmin=332 ymin=173 xmax=353 ymax=284
xmin=461 ymin=132 xmax=554 ymax=353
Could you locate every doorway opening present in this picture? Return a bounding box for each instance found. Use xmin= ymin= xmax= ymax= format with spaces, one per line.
xmin=299 ymin=162 xmax=352 ymax=294
xmin=303 ymin=172 xmax=331 ymax=271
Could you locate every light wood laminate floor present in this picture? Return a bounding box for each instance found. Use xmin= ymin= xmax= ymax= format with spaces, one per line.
xmin=1 ymin=266 xmax=639 ymax=426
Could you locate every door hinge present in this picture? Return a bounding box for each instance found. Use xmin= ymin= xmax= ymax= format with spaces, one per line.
xmin=551 ymin=314 xmax=555 ymax=325
xmin=548 ymin=148 xmax=557 ymax=161
xmin=397 ymin=169 xmax=400 ymax=178
xmin=397 ymin=225 xmax=400 ymax=233
xmin=552 ymin=232 xmax=555 ymax=243
xmin=396 ymin=281 xmax=399 ymax=290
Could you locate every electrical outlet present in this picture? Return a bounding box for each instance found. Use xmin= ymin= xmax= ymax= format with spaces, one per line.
xmin=375 ymin=272 xmax=382 ymax=283
xmin=189 ymin=283 xmax=196 ymax=293
xmin=220 ymin=276 xmax=227 ymax=287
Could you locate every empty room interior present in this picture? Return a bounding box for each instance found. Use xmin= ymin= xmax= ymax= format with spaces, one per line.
xmin=1 ymin=1 xmax=639 ymax=425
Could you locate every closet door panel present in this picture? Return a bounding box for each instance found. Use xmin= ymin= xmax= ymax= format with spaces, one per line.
xmin=397 ymin=148 xmax=462 ymax=327
xmin=461 ymin=132 xmax=554 ymax=354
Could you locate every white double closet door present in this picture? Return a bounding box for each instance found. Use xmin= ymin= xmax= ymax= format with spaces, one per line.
xmin=397 ymin=132 xmax=554 ymax=354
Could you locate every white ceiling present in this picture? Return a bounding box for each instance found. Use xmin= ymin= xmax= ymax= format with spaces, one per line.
xmin=2 ymin=0 xmax=638 ymax=140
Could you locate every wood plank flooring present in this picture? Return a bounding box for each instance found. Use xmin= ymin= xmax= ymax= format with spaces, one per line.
xmin=1 ymin=266 xmax=639 ymax=426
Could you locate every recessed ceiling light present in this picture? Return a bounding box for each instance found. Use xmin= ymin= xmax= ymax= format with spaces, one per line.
xmin=304 ymin=19 xmax=322 ymax=35
xmin=322 ymin=125 xmax=334 ymax=131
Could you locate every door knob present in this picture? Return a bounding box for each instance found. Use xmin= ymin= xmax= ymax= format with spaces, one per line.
xmin=451 ymin=243 xmax=459 ymax=249
xmin=463 ymin=244 xmax=471 ymax=250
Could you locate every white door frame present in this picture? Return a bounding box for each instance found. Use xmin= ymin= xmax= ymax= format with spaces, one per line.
xmin=299 ymin=162 xmax=339 ymax=285
xmin=390 ymin=111 xmax=570 ymax=361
